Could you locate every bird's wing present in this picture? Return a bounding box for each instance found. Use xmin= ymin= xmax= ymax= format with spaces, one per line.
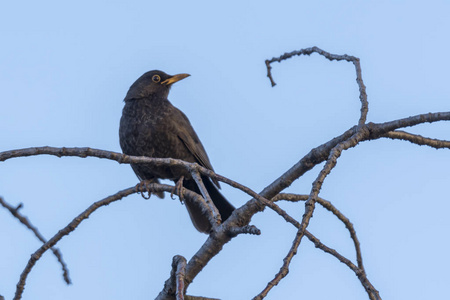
xmin=173 ymin=108 xmax=221 ymax=188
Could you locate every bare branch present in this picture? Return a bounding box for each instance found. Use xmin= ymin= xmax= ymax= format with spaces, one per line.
xmin=253 ymin=111 xmax=450 ymax=212
xmin=368 ymin=112 xmax=450 ymax=135
xmin=301 ymin=129 xmax=367 ymax=241
xmin=1 ymin=113 xmax=448 ymax=202
xmin=254 ymin=227 xmax=379 ymax=300
xmin=13 ymin=183 xmax=188 ymax=300
xmin=273 ymin=193 xmax=364 ymax=270
xmin=0 ymin=146 xmax=124 ymax=162
xmin=0 ymin=197 xmax=71 ymax=284
xmin=265 ymin=46 xmax=368 ymax=125
xmin=382 ymin=130 xmax=450 ymax=149
xmin=252 ymin=191 xmax=379 ymax=300
xmin=255 ymin=191 xmax=380 ymax=300
xmin=257 ymin=128 xmax=370 ymax=299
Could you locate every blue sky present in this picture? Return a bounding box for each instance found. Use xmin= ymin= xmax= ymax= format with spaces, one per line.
xmin=1 ymin=1 xmax=449 ymax=299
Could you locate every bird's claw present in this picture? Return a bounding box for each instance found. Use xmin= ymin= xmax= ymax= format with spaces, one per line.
xmin=137 ymin=180 xmax=152 ymax=200
xmin=171 ymin=176 xmax=185 ymax=202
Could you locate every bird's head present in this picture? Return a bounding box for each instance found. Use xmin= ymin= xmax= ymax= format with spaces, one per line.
xmin=124 ymin=70 xmax=190 ymax=101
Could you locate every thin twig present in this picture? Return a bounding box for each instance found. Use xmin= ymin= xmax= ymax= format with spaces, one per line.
xmin=265 ymin=46 xmax=368 ymax=125
xmin=382 ymin=130 xmax=450 ymax=149
xmin=368 ymin=112 xmax=450 ymax=135
xmin=0 ymin=197 xmax=71 ymax=284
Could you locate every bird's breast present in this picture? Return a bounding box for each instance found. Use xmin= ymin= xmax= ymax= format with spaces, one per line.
xmin=119 ymin=100 xmax=180 ymax=159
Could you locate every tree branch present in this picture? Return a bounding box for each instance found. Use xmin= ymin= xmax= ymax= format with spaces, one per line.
xmin=381 ymin=130 xmax=450 ymax=149
xmin=265 ymin=46 xmax=368 ymax=125
xmin=368 ymin=112 xmax=450 ymax=135
xmin=254 ymin=191 xmax=380 ymax=300
xmin=273 ymin=193 xmax=364 ymax=270
xmin=257 ymin=129 xmax=370 ymax=298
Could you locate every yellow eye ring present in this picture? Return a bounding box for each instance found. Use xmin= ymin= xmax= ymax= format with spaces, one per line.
xmin=152 ymin=75 xmax=161 ymax=82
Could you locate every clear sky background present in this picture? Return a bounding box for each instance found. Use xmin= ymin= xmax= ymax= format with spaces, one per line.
xmin=1 ymin=1 xmax=449 ymax=299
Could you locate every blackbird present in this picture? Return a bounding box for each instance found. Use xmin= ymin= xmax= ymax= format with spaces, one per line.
xmin=119 ymin=70 xmax=234 ymax=233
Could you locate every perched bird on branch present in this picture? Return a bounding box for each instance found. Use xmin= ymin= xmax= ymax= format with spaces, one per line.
xmin=119 ymin=70 xmax=234 ymax=233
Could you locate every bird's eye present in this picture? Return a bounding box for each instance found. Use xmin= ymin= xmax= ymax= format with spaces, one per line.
xmin=152 ymin=75 xmax=161 ymax=82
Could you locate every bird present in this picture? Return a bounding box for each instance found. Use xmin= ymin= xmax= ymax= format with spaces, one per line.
xmin=119 ymin=70 xmax=235 ymax=233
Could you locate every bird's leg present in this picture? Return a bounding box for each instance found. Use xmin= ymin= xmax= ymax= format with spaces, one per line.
xmin=137 ymin=180 xmax=152 ymax=200
xmin=171 ymin=176 xmax=185 ymax=202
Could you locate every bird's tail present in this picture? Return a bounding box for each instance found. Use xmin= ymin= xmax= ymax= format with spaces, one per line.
xmin=183 ymin=177 xmax=235 ymax=233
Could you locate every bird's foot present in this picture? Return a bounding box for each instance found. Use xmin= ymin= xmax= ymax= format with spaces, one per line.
xmin=171 ymin=176 xmax=185 ymax=202
xmin=136 ymin=180 xmax=152 ymax=200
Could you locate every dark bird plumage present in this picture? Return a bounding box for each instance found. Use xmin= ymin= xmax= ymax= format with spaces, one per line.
xmin=119 ymin=70 xmax=234 ymax=233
